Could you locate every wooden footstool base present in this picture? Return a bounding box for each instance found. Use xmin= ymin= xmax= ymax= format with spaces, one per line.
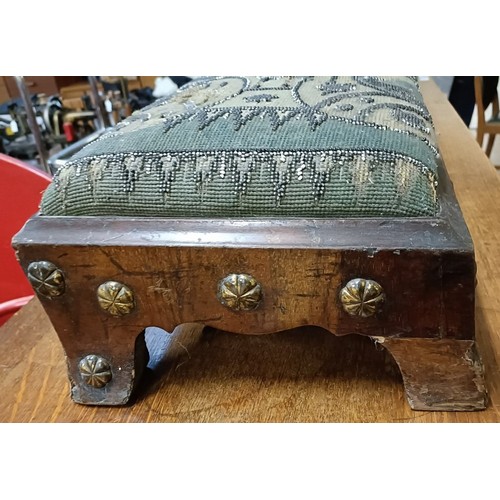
xmin=13 ymin=162 xmax=487 ymax=410
xmin=12 ymin=77 xmax=488 ymax=411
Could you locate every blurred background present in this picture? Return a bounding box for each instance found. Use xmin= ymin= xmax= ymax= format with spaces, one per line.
xmin=0 ymin=76 xmax=193 ymax=174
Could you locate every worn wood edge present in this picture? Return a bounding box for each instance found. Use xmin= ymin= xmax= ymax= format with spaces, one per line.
xmin=13 ymin=216 xmax=471 ymax=252
xmin=66 ymin=331 xmax=150 ymax=406
xmin=373 ymin=336 xmax=488 ymax=411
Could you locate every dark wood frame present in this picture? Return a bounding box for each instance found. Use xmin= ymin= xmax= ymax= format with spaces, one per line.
xmin=12 ymin=160 xmax=487 ymax=411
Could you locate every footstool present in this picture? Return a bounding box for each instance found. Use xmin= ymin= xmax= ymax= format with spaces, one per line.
xmin=13 ymin=76 xmax=487 ymax=410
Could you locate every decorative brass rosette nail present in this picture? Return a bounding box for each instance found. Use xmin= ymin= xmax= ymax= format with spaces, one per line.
xmin=78 ymin=354 xmax=112 ymax=388
xmin=27 ymin=261 xmax=65 ymax=297
xmin=340 ymin=278 xmax=385 ymax=317
xmin=217 ymin=273 xmax=263 ymax=311
xmin=97 ymin=281 xmax=135 ymax=316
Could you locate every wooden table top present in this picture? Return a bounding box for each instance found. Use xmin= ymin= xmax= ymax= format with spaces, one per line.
xmin=1 ymin=79 xmax=499 ymax=423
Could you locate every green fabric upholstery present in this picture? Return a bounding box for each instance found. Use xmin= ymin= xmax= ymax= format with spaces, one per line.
xmin=40 ymin=76 xmax=440 ymax=218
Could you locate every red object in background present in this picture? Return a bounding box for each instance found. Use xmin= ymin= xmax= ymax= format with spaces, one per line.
xmin=63 ymin=122 xmax=76 ymax=143
xmin=0 ymin=153 xmax=51 ymax=325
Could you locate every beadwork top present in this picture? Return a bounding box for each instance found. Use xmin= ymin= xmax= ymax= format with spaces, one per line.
xmin=40 ymin=76 xmax=440 ymax=218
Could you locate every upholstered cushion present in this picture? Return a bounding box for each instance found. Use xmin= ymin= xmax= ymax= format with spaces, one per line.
xmin=40 ymin=76 xmax=439 ymax=218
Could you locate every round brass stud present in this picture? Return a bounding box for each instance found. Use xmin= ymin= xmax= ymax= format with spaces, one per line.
xmin=340 ymin=278 xmax=385 ymax=317
xmin=27 ymin=260 xmax=65 ymax=297
xmin=78 ymin=355 xmax=112 ymax=388
xmin=97 ymin=281 xmax=135 ymax=316
xmin=217 ymin=273 xmax=263 ymax=311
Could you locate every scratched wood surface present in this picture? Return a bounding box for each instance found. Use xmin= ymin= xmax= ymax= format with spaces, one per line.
xmin=0 ymin=79 xmax=499 ymax=422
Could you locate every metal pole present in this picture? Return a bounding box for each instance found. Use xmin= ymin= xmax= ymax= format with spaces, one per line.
xmin=87 ymin=76 xmax=111 ymax=129
xmin=14 ymin=76 xmax=51 ymax=175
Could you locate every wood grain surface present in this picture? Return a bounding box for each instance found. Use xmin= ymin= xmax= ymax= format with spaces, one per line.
xmin=1 ymin=79 xmax=499 ymax=422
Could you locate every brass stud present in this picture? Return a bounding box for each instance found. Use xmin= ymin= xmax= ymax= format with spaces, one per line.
xmin=340 ymin=278 xmax=385 ymax=317
xmin=27 ymin=261 xmax=65 ymax=297
xmin=78 ymin=355 xmax=112 ymax=388
xmin=217 ymin=273 xmax=263 ymax=311
xmin=97 ymin=281 xmax=135 ymax=316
